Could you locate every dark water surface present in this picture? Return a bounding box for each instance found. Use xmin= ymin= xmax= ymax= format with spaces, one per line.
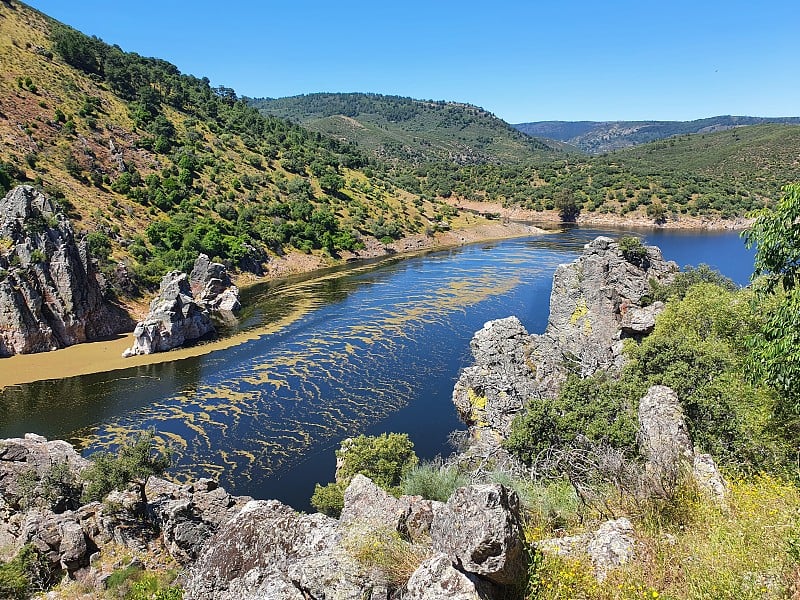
xmin=0 ymin=227 xmax=754 ymax=510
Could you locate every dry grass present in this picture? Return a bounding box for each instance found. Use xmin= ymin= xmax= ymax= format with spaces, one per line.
xmin=344 ymin=526 xmax=432 ymax=589
xmin=527 ymin=474 xmax=800 ymax=600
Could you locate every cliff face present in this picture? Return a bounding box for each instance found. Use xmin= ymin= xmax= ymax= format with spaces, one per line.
xmin=0 ymin=186 xmax=133 ymax=356
xmin=453 ymin=236 xmax=678 ymax=447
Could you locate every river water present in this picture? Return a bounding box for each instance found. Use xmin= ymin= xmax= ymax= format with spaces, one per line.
xmin=0 ymin=227 xmax=754 ymax=510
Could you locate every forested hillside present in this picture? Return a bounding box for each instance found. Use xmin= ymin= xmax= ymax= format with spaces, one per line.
xmin=0 ymin=2 xmax=455 ymax=294
xmin=251 ymin=93 xmax=562 ymax=165
xmin=406 ymin=124 xmax=800 ymax=221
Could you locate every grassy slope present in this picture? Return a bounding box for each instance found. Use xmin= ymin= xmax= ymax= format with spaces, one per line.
xmin=252 ymin=93 xmax=565 ymax=165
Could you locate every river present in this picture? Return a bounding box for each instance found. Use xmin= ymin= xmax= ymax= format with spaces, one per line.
xmin=0 ymin=227 xmax=754 ymax=510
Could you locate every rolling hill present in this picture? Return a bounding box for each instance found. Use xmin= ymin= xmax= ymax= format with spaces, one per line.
xmin=514 ymin=116 xmax=800 ymax=154
xmin=250 ymin=93 xmax=567 ymax=165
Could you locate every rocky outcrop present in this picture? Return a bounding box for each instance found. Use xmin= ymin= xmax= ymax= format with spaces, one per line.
xmin=453 ymin=236 xmax=677 ymax=450
xmin=430 ymin=483 xmax=526 ymax=586
xmin=406 ymin=553 xmax=494 ymax=600
xmin=123 ymin=270 xmax=213 ymax=356
xmin=189 ymin=253 xmax=240 ymax=313
xmin=638 ymin=385 xmax=727 ymax=504
xmin=538 ymin=517 xmax=636 ymax=581
xmin=0 ymin=185 xmax=132 ymax=356
xmin=184 ymin=499 xmax=381 ymax=600
xmin=527 ymin=236 xmax=676 ymax=391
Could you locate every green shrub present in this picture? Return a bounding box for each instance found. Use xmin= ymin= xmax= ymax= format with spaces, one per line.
xmin=400 ymin=462 xmax=468 ymax=502
xmin=649 ymin=264 xmax=738 ymax=303
xmin=504 ymin=372 xmax=638 ymax=464
xmin=618 ymin=235 xmax=648 ymax=264
xmin=0 ymin=545 xmax=49 ymax=599
xmin=311 ymin=433 xmax=418 ymax=517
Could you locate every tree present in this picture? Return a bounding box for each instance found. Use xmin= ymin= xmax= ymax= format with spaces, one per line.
xmin=81 ymin=430 xmax=171 ymax=514
xmin=554 ymin=189 xmax=580 ymax=222
xmin=743 ymin=183 xmax=800 ymax=404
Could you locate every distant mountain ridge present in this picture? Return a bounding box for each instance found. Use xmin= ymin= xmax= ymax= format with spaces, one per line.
xmin=250 ymin=93 xmax=564 ymax=165
xmin=514 ymin=116 xmax=800 ymax=154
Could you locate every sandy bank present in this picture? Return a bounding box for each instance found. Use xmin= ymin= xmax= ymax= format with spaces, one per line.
xmin=447 ymin=199 xmax=754 ymax=231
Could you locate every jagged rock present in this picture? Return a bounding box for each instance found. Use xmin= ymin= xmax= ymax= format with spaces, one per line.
xmin=430 ymin=484 xmax=525 ymax=586
xmin=452 ymin=317 xmax=537 ymax=443
xmin=0 ymin=185 xmax=132 ymax=357
xmin=638 ymin=385 xmax=693 ymax=473
xmin=123 ymin=271 xmax=213 ymax=356
xmin=527 ymin=236 xmax=677 ymax=392
xmin=189 ymin=253 xmax=240 ymax=313
xmin=638 ymin=385 xmax=727 ymax=504
xmin=452 ymin=237 xmax=677 ymax=455
xmin=151 ymin=477 xmax=250 ymax=564
xmin=692 ymin=453 xmax=727 ymax=505
xmin=405 ymin=553 xmax=495 ymax=600
xmin=586 ymin=518 xmax=636 ymax=581
xmin=0 ymin=433 xmax=88 ymax=510
xmin=538 ymin=517 xmax=636 ymax=582
xmin=621 ymin=302 xmax=664 ymax=336
xmin=184 ymin=500 xmax=380 ymax=600
xmin=340 ymin=473 xmax=406 ymax=530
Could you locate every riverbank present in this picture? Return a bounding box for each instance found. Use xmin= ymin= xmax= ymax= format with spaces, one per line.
xmin=0 ymin=218 xmax=543 ymax=388
xmin=446 ymin=198 xmax=754 ymax=231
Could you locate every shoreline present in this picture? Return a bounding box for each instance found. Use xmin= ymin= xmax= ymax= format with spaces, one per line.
xmin=445 ymin=198 xmax=754 ymax=231
xmin=0 ymin=219 xmax=543 ymax=389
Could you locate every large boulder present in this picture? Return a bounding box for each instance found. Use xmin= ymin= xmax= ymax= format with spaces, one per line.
xmin=189 ymin=253 xmax=240 ymax=313
xmin=183 ymin=499 xmax=380 ymax=600
xmin=123 ymin=271 xmax=213 ymax=356
xmin=405 ymin=553 xmax=495 ymax=600
xmin=430 ymin=484 xmax=525 ymax=586
xmin=0 ymin=185 xmax=133 ymax=356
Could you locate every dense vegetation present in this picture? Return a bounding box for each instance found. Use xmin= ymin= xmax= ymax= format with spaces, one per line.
xmin=514 ymin=115 xmax=800 ymax=154
xmin=251 ymin=93 xmax=558 ymax=165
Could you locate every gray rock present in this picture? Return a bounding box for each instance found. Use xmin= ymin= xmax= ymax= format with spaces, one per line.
xmin=190 ymin=253 xmax=240 ymax=313
xmin=638 ymin=386 xmax=727 ymax=503
xmin=58 ymin=519 xmax=88 ymax=571
xmin=692 ymin=453 xmax=728 ymax=505
xmin=0 ymin=185 xmax=133 ymax=357
xmin=586 ymin=518 xmax=636 ymax=581
xmin=452 ymin=236 xmax=677 ymax=455
xmin=184 ymin=499 xmax=379 ymax=600
xmin=430 ymin=484 xmax=525 ymax=586
xmin=538 ymin=517 xmax=636 ymax=582
xmin=405 ymin=553 xmax=494 ymax=600
xmin=638 ymin=385 xmax=694 ymax=473
xmin=527 ymin=236 xmax=676 ymax=391
xmin=340 ymin=474 xmax=406 ymax=531
xmin=123 ymin=271 xmax=213 ymax=356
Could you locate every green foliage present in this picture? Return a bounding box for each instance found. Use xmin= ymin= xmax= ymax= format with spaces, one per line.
xmin=86 ymin=231 xmax=112 ymax=262
xmin=618 ymin=236 xmax=648 ymax=264
xmin=17 ymin=460 xmax=81 ymax=511
xmin=649 ymin=264 xmax=737 ymax=303
xmin=743 ymin=183 xmax=800 ymax=408
xmin=310 ymin=481 xmax=346 ymax=517
xmin=29 ymin=249 xmax=46 ymax=263
xmin=0 ymin=545 xmax=49 ymax=599
xmin=400 ymin=462 xmax=468 ymax=502
xmin=311 ymin=433 xmax=418 ymax=517
xmin=505 ymin=372 xmax=638 ymax=464
xmin=81 ymin=430 xmax=171 ymax=510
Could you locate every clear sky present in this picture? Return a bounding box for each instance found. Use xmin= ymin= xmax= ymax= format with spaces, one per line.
xmin=23 ymin=0 xmax=800 ymax=123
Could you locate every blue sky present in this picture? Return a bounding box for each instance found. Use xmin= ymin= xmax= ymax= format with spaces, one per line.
xmin=25 ymin=0 xmax=800 ymax=123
